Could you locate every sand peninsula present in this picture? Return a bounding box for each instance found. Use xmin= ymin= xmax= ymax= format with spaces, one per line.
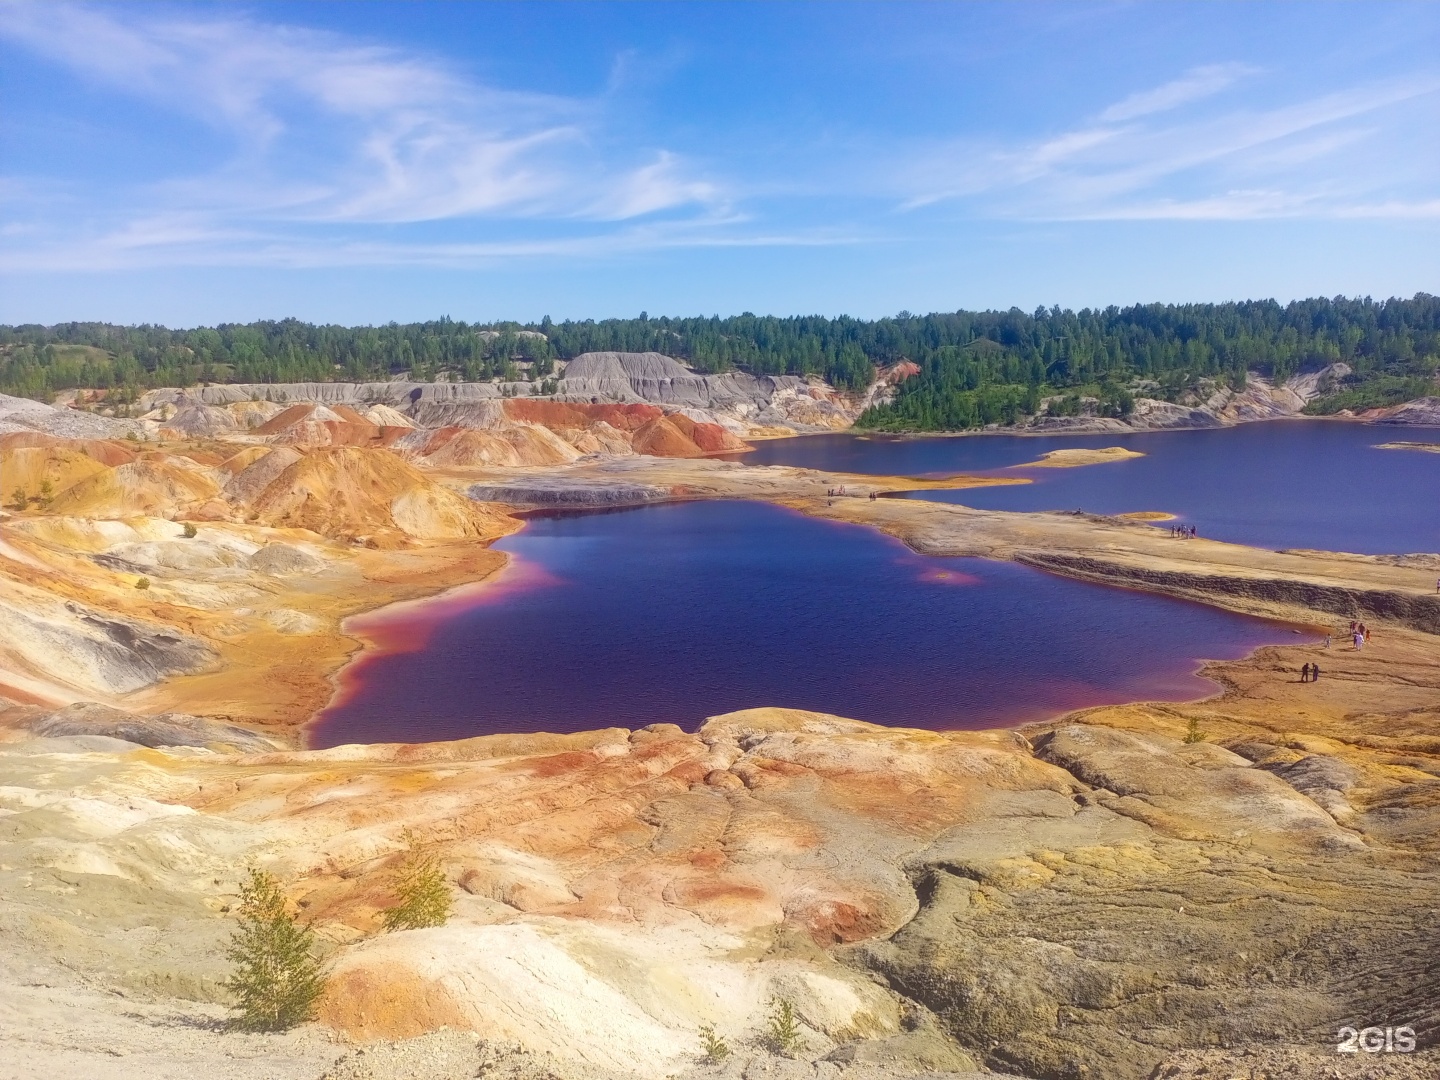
xmin=0 ymin=389 xmax=1437 ymax=1080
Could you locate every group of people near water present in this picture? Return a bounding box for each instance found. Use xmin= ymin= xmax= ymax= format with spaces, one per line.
xmin=824 ymin=485 xmax=883 ymax=503
xmin=1169 ymin=523 xmax=1199 ymax=538
xmin=1301 ymin=621 xmax=1373 ymax=680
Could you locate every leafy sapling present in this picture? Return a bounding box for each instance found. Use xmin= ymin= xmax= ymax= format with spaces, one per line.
xmin=224 ymin=867 xmax=327 ymax=1031
xmin=766 ymin=997 xmax=802 ymax=1056
xmin=698 ymin=1023 xmax=731 ymax=1064
xmin=381 ymin=829 xmax=453 ymax=931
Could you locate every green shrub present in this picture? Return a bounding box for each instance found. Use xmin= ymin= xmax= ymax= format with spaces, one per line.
xmin=182 ymin=522 xmax=198 ymax=538
xmin=1183 ymin=718 xmax=1208 ymax=744
xmin=134 ymin=576 xmax=150 ymax=590
xmin=381 ymin=830 xmax=453 ymax=931
xmin=224 ymin=867 xmax=327 ymax=1032
xmin=766 ymin=997 xmax=802 ymax=1056
xmin=698 ymin=1023 xmax=731 ymax=1063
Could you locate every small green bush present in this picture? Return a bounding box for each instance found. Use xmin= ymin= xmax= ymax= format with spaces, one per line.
xmin=766 ymin=997 xmax=802 ymax=1056
xmin=9 ymin=487 xmax=28 ymax=511
xmin=698 ymin=1023 xmax=731 ymax=1063
xmin=1183 ymin=717 xmax=1208 ymax=744
xmin=224 ymin=867 xmax=327 ymax=1032
xmin=381 ymin=830 xmax=453 ymax=931
xmin=135 ymin=576 xmax=151 ymax=590
xmin=182 ymin=522 xmax=198 ymax=538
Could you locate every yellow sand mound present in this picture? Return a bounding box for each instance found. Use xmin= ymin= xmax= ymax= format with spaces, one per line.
xmin=49 ymin=453 xmax=223 ymax=519
xmin=245 ymin=447 xmax=512 ymax=545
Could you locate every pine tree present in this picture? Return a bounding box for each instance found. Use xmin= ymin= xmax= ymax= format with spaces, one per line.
xmin=224 ymin=867 xmax=327 ymax=1031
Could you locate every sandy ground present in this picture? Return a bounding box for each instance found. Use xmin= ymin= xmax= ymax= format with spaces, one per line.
xmin=1011 ymin=446 xmax=1145 ymax=467
xmin=0 ymin=445 xmax=1437 ymax=1079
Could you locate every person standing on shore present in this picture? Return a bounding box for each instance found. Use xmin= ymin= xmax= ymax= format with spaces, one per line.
xmin=1300 ymin=663 xmax=1311 ymax=682
xmin=1311 ymin=663 xmax=1321 ymax=682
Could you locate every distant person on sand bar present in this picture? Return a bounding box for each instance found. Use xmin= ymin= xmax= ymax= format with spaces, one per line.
xmin=1311 ymin=663 xmax=1320 ymax=682
xmin=1300 ymin=663 xmax=1310 ymax=682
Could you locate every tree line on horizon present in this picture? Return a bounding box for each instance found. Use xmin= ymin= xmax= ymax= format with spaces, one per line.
xmin=1 ymin=294 xmax=1435 ymax=430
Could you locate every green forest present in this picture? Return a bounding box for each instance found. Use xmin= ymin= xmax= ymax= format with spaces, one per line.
xmin=2 ymin=295 xmax=1436 ymax=431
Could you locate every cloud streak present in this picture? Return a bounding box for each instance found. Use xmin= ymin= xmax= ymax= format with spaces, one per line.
xmin=0 ymin=0 xmax=743 ymax=267
xmin=1 ymin=2 xmax=1436 ymax=275
xmin=897 ymin=68 xmax=1440 ymax=221
xmin=1097 ymin=63 xmax=1255 ymax=123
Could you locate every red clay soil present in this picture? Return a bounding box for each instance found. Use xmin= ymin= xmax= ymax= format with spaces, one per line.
xmin=253 ymin=403 xmax=322 ymax=436
xmin=665 ymin=412 xmax=749 ymax=453
xmin=882 ymin=361 xmax=921 ymax=383
xmin=502 ymin=399 xmax=663 ymax=432
xmin=0 ymin=432 xmax=137 ymax=466
xmin=631 ymin=416 xmax=708 ymax=457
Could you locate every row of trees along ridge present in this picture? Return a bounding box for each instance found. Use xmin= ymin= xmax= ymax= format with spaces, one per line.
xmin=2 ymin=294 xmax=1435 ymax=431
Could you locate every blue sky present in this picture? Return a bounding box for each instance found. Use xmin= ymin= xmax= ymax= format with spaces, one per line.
xmin=1 ymin=1 xmax=1437 ymax=326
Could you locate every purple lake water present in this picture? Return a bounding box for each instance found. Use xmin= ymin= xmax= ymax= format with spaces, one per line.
xmin=739 ymin=420 xmax=1440 ymax=555
xmin=311 ymin=499 xmax=1316 ymax=748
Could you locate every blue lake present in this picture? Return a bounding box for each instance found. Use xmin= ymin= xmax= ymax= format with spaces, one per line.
xmin=311 ymin=500 xmax=1314 ymax=747
xmin=739 ymin=421 xmax=1440 ymax=555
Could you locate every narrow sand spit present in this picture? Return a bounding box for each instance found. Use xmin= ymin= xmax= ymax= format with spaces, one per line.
xmin=1011 ymin=445 xmax=1145 ymax=468
xmin=1376 ymin=440 xmax=1440 ymax=454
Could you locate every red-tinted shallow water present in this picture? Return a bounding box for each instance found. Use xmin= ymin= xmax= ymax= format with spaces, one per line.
xmin=310 ymin=501 xmax=1315 ymax=747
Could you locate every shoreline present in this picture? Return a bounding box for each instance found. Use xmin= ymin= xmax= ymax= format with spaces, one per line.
xmin=305 ymin=494 xmax=1329 ymax=753
xmin=2 ymin=425 xmax=1436 ymax=747
xmin=303 ymin=544 xmax=529 ymax=749
xmin=155 ymin=456 xmax=1440 ymax=740
xmin=783 ymin=411 xmax=1426 ymax=441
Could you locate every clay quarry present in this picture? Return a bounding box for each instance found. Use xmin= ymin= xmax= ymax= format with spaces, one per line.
xmin=1 ymin=354 xmax=1438 ymax=1080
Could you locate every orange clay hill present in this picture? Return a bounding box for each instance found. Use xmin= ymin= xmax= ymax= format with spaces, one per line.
xmin=1 ymin=438 xmax=509 ymax=547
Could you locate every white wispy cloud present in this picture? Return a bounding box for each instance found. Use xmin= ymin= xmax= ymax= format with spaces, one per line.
xmin=0 ymin=0 xmax=748 ymax=267
xmin=897 ymin=67 xmax=1440 ymax=221
xmin=1097 ymin=63 xmax=1255 ymax=123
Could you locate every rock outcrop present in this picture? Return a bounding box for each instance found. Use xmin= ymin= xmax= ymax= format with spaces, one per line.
xmin=0 ymin=392 xmax=143 ymax=439
xmin=131 ymin=352 xmax=862 ymax=448
xmin=1370 ymin=395 xmax=1440 ymax=426
xmin=1019 ymin=365 xmax=1362 ymax=433
xmin=1 ymin=682 xmax=1435 ymax=1078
